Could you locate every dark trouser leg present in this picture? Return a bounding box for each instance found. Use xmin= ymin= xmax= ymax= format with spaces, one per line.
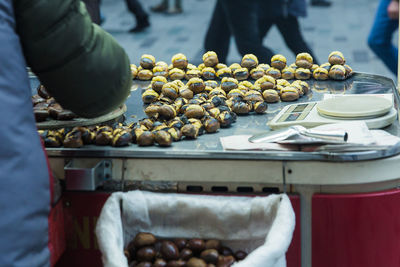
xmin=204 ymin=0 xmax=231 ymax=63
xmin=82 ymin=0 xmax=101 ymax=24
xmin=258 ymin=18 xmax=274 ymax=41
xmin=276 ymin=15 xmax=319 ymax=64
xmin=220 ymin=0 xmax=275 ymax=63
xmin=125 ymin=0 xmax=148 ymax=21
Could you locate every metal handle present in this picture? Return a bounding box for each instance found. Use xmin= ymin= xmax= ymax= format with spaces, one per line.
xmin=64 ymin=160 xmax=112 ymax=191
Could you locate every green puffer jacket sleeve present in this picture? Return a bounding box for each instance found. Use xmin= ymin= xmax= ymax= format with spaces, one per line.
xmin=13 ymin=0 xmax=132 ymax=118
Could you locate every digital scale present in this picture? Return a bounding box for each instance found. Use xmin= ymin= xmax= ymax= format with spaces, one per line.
xmin=268 ymin=95 xmax=398 ymax=130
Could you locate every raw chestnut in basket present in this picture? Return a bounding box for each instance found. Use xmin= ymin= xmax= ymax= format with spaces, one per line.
xmin=134 ymin=232 xmax=157 ymax=248
xmin=161 ymin=241 xmax=180 ymax=260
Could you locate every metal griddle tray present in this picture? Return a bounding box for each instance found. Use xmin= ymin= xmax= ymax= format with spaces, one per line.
xmin=41 ymin=73 xmax=400 ymax=162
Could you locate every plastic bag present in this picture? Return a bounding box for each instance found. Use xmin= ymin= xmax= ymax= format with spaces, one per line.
xmin=95 ymin=190 xmax=295 ymax=267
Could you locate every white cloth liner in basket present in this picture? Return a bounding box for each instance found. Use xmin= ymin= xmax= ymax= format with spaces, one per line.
xmin=95 ymin=190 xmax=295 ymax=267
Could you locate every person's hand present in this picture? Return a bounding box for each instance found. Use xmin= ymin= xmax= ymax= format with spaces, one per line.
xmin=387 ymin=0 xmax=399 ymax=20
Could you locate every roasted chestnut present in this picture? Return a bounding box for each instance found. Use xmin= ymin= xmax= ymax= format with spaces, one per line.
xmin=172 ymin=53 xmax=188 ymax=69
xmin=186 ymin=69 xmax=201 ymax=80
xmin=295 ymin=52 xmax=313 ymax=69
xmin=271 ymin=54 xmax=287 ymax=70
xmin=254 ymin=75 xmax=276 ymax=91
xmin=112 ymin=130 xmax=132 ymax=147
xmin=185 ymin=104 xmax=205 ymax=119
xmin=313 ymin=67 xmax=329 ymax=80
xmin=328 ymin=51 xmax=345 ymax=65
xmin=161 ymin=241 xmax=179 ymax=260
xmin=151 ymin=76 xmax=168 ymax=93
xmin=159 ymin=105 xmax=177 ymax=120
xmin=204 ymin=117 xmax=220 ymax=133
xmin=153 ymin=65 xmax=169 ymax=78
xmin=232 ymin=101 xmax=250 ymax=115
xmin=138 ymin=69 xmax=153 ymax=81
xmin=131 ymin=64 xmax=138 ymax=79
xmin=169 ymin=68 xmax=186 ymax=80
xmin=265 ymin=67 xmax=282 ymax=79
xmin=202 ymin=67 xmax=216 ymax=80
xmin=154 ymin=130 xmax=173 ymax=147
xmin=262 ymin=89 xmax=280 ymax=103
xmin=250 ymin=67 xmax=265 ymax=80
xmin=187 ymin=78 xmax=206 ymax=94
xmin=229 ymin=63 xmax=241 ymax=73
xmin=280 ymin=87 xmax=300 ymax=101
xmin=136 ymin=131 xmax=155 ymax=146
xmin=182 ymin=124 xmax=200 ymax=139
xmin=203 ymin=51 xmax=219 ymax=67
xmin=241 ymin=54 xmax=258 ymax=69
xmin=187 ymin=257 xmax=207 ymax=267
xmin=220 ymin=77 xmax=239 ymax=92
xmin=253 ymin=101 xmax=268 ymax=113
xmin=142 ymin=89 xmax=159 ymax=104
xmin=64 ymin=130 xmax=84 ymax=148
xmin=216 ymin=68 xmax=232 ymax=79
xmin=162 ymin=83 xmax=179 ymax=100
xmin=140 ymin=54 xmax=156 ymax=69
xmin=320 ymin=62 xmax=331 ymax=71
xmin=243 ymin=90 xmax=264 ymax=102
xmin=294 ymin=68 xmax=311 ymax=80
xmin=328 ymin=64 xmax=346 ymax=80
xmin=233 ymin=68 xmax=249 ymax=81
xmin=281 ymin=67 xmax=295 ymax=80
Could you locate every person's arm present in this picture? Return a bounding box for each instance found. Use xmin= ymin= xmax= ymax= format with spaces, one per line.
xmin=387 ymin=0 xmax=399 ymax=20
xmin=13 ymin=0 xmax=131 ymax=118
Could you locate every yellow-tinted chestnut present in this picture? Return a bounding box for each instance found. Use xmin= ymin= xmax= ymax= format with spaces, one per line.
xmin=329 ymin=65 xmax=346 ymax=80
xmin=250 ymin=67 xmax=266 ymax=80
xmin=254 ymin=75 xmax=276 ymax=91
xmin=142 ymin=89 xmax=159 ymax=104
xmin=169 ymin=68 xmax=185 ymax=80
xmin=294 ymin=68 xmax=311 ymax=80
xmin=138 ymin=69 xmax=153 ymax=80
xmin=203 ymin=51 xmax=219 ymax=67
xmin=281 ymin=87 xmax=300 ymax=101
xmin=233 ymin=67 xmax=249 ymax=81
xmin=140 ymin=54 xmax=156 ymax=69
xmin=221 ymin=77 xmax=239 ymax=92
xmin=262 ymin=89 xmax=280 ymax=103
xmin=201 ymin=67 xmax=216 ymax=80
xmin=328 ymin=51 xmax=345 ymax=65
xmin=295 ymin=52 xmax=313 ymax=69
xmin=241 ymin=54 xmax=258 ymax=69
xmin=271 ymin=54 xmax=287 ymax=70
xmin=130 ymin=64 xmax=138 ymax=79
xmin=216 ymin=68 xmax=232 ymax=79
xmin=187 ymin=78 xmax=206 ymax=94
xmin=313 ymin=67 xmax=329 ymax=80
xmin=265 ymin=67 xmax=282 ymax=79
xmin=171 ymin=53 xmax=188 ymax=69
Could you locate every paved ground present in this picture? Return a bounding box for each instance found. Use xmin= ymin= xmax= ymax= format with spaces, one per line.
xmin=101 ymin=0 xmax=398 ymax=82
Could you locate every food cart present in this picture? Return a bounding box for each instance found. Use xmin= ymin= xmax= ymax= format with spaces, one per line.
xmin=41 ymin=72 xmax=400 ymax=267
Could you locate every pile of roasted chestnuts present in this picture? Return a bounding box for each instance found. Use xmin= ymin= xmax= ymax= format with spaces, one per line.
xmin=33 ymin=85 xmax=77 ymax=122
xmin=124 ymin=232 xmax=247 ymax=267
xmin=131 ymin=51 xmax=353 ymax=82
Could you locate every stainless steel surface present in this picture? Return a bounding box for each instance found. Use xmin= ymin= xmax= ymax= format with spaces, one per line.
xmin=64 ymin=159 xmax=112 ymax=190
xmin=37 ymin=73 xmax=400 ymax=162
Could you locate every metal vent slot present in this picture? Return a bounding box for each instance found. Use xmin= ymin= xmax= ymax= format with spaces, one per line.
xmin=186 ymin=185 xmax=203 ymax=192
xmin=237 ymin=186 xmax=254 ymax=193
xmin=262 ymin=187 xmax=280 ymax=193
xmin=211 ymin=186 xmax=229 ymax=192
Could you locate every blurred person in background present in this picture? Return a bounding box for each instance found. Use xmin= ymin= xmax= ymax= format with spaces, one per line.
xmin=0 ymin=0 xmax=131 ymax=265
xmin=368 ymin=0 xmax=398 ymax=75
xmin=310 ymin=0 xmax=331 ymax=7
xmin=125 ymin=0 xmax=151 ymax=32
xmin=259 ymin=0 xmax=319 ymax=64
xmin=204 ymin=0 xmax=274 ymax=64
xmin=82 ymin=0 xmax=150 ymax=32
xmin=151 ymin=0 xmax=183 ymax=14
